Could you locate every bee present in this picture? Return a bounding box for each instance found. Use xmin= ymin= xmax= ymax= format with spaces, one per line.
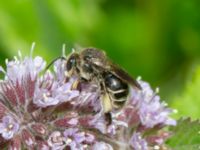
xmin=65 ymin=48 xmax=141 ymax=124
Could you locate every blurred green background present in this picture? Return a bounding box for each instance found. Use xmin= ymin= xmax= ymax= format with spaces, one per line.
xmin=0 ymin=0 xmax=200 ymax=119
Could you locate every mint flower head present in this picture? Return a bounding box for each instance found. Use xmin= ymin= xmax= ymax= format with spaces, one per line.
xmin=0 ymin=47 xmax=176 ymax=150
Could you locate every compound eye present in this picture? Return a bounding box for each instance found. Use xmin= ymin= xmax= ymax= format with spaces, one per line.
xmin=66 ymin=55 xmax=77 ymax=71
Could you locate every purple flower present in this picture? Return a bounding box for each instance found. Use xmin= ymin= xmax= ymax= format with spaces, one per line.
xmin=53 ymin=77 xmax=80 ymax=103
xmin=5 ymin=55 xmax=46 ymax=83
xmin=92 ymin=141 xmax=113 ymax=150
xmin=139 ymin=96 xmax=176 ymax=128
xmin=131 ymin=79 xmax=176 ymax=128
xmin=0 ymin=49 xmax=176 ymax=149
xmin=33 ymin=86 xmax=60 ymax=108
xmin=74 ymin=83 xmax=101 ymax=112
xmin=129 ymin=132 xmax=148 ymax=150
xmin=0 ymin=115 xmax=19 ymax=140
xmin=89 ymin=114 xmax=107 ymax=134
xmin=89 ymin=113 xmax=127 ymax=136
xmin=33 ymin=71 xmax=79 ymax=108
xmin=84 ymin=132 xmax=95 ymax=144
xmin=63 ymin=128 xmax=85 ymax=150
xmin=53 ymin=59 xmax=66 ymax=83
xmin=47 ymin=131 xmax=66 ymax=150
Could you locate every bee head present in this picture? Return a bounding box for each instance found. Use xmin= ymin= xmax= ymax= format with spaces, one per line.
xmin=66 ymin=53 xmax=80 ymax=72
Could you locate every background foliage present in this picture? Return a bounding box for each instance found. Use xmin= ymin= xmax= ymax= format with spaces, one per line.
xmin=0 ymin=0 xmax=200 ymax=119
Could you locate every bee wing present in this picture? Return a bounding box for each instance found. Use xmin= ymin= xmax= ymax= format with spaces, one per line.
xmin=110 ymin=63 xmax=142 ymax=90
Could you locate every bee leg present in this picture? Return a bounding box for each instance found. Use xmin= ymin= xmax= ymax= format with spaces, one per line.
xmin=100 ymin=81 xmax=113 ymax=125
xmin=105 ymin=112 xmax=112 ymax=125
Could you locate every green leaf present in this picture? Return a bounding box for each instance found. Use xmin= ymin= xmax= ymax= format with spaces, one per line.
xmin=172 ymin=65 xmax=200 ymax=119
xmin=166 ymin=118 xmax=200 ymax=150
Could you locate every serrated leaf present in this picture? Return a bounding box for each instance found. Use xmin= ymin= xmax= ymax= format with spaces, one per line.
xmin=166 ymin=118 xmax=200 ymax=150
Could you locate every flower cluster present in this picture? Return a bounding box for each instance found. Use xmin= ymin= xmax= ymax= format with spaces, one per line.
xmin=0 ymin=50 xmax=176 ymax=150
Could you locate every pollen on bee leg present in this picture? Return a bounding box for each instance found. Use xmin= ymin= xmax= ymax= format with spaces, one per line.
xmin=102 ymin=93 xmax=112 ymax=113
xmin=71 ymin=80 xmax=79 ymax=90
xmin=64 ymin=70 xmax=72 ymax=78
